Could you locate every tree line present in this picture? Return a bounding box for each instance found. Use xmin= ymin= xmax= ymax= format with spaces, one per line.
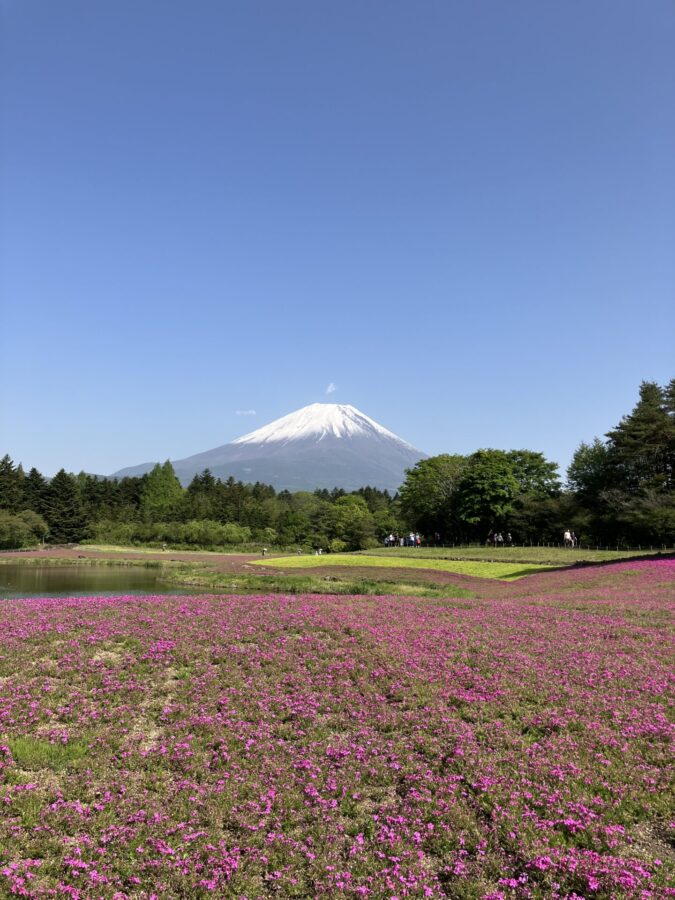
xmin=1 ymin=379 xmax=672 ymax=551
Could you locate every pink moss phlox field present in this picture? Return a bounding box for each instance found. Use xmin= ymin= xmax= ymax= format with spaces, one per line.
xmin=0 ymin=559 xmax=673 ymax=898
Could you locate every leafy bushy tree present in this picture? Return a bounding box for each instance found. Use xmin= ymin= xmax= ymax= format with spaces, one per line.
xmin=333 ymin=495 xmax=376 ymax=550
xmin=399 ymin=454 xmax=468 ymax=539
xmin=567 ymin=439 xmax=610 ymax=502
xmin=455 ymin=450 xmax=520 ymax=537
xmin=0 ymin=510 xmax=48 ymax=549
xmin=506 ymin=450 xmax=560 ymax=497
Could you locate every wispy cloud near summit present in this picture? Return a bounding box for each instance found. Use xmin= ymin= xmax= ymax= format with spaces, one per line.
xmin=236 ymin=409 xmax=257 ymax=416
xmin=325 ymin=382 xmax=336 ymax=395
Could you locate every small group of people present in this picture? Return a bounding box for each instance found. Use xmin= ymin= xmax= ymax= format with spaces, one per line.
xmin=385 ymin=532 xmax=421 ymax=547
xmin=486 ymin=531 xmax=513 ymax=547
xmin=563 ymin=529 xmax=578 ymax=547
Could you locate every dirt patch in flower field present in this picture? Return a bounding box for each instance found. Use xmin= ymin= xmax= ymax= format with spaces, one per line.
xmin=91 ymin=647 xmax=124 ymax=664
xmin=625 ymin=821 xmax=675 ymax=865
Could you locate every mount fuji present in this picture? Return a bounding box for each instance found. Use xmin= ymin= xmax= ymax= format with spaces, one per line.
xmin=112 ymin=403 xmax=426 ymax=492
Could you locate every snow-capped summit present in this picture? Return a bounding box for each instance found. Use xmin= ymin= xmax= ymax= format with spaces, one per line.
xmin=112 ymin=403 xmax=426 ymax=491
xmin=232 ymin=403 xmax=416 ymax=448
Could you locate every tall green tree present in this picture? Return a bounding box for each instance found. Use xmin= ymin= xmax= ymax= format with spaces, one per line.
xmin=117 ymin=476 xmax=145 ymax=521
xmin=605 ymin=381 xmax=672 ymax=493
xmin=664 ymin=377 xmax=675 ymax=491
xmin=77 ymin=473 xmax=123 ymax=523
xmin=22 ymin=467 xmax=48 ymax=515
xmin=185 ymin=469 xmax=218 ymax=519
xmin=566 ymin=379 xmax=675 ymax=544
xmin=0 ymin=455 xmax=24 ymax=512
xmin=399 ymin=454 xmax=468 ymax=538
xmin=506 ymin=450 xmax=560 ymax=497
xmin=276 ymin=510 xmax=312 ymax=545
xmin=333 ymin=495 xmax=376 ymax=550
xmin=455 ymin=450 xmax=519 ymax=536
xmin=567 ymin=439 xmax=611 ymax=503
xmin=372 ymin=505 xmax=405 ymax=542
xmin=140 ymin=461 xmax=183 ymax=521
xmin=43 ymin=470 xmax=88 ymax=543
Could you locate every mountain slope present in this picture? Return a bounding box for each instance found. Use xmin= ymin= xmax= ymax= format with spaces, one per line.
xmin=112 ymin=403 xmax=426 ymax=492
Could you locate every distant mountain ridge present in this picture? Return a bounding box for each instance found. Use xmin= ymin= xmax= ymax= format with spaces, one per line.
xmin=112 ymin=403 xmax=426 ymax=492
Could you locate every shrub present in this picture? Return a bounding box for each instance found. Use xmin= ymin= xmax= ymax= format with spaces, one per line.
xmin=0 ymin=510 xmax=48 ymax=549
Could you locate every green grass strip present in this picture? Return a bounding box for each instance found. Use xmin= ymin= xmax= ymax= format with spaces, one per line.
xmin=358 ymin=546 xmax=667 ymax=565
xmin=8 ymin=736 xmax=89 ymax=771
xmin=254 ymin=554 xmax=557 ymax=580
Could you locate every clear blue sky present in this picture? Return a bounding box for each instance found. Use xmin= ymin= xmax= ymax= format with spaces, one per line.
xmin=2 ymin=0 xmax=673 ymax=479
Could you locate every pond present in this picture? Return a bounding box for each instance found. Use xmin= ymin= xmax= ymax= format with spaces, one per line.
xmin=0 ymin=564 xmax=200 ymax=599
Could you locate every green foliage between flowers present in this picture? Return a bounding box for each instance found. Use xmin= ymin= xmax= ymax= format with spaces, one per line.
xmin=8 ymin=735 xmax=90 ymax=771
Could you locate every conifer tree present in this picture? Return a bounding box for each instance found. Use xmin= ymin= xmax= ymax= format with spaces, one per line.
xmin=43 ymin=470 xmax=88 ymax=543
xmin=23 ymin=467 xmax=48 ymax=514
xmin=606 ymin=381 xmax=671 ymax=493
xmin=663 ymin=377 xmax=675 ymax=491
xmin=140 ymin=461 xmax=183 ymax=521
xmin=0 ymin=455 xmax=23 ymax=512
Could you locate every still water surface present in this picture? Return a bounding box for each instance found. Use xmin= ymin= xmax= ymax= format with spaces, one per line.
xmin=0 ymin=564 xmax=198 ymax=599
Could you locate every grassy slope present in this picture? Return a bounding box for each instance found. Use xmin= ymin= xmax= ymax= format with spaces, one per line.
xmin=254 ymin=554 xmax=554 ymax=580
xmin=357 ymin=546 xmax=670 ymax=565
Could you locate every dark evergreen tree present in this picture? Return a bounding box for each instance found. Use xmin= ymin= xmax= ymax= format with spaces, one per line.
xmin=353 ymin=486 xmax=392 ymax=513
xmin=117 ymin=477 xmax=145 ymax=519
xmin=662 ymin=377 xmax=675 ymax=491
xmin=566 ymin=380 xmax=675 ymax=544
xmin=43 ymin=470 xmax=88 ymax=543
xmin=251 ymin=481 xmax=276 ymax=501
xmin=0 ymin=455 xmax=23 ymax=512
xmin=605 ymin=381 xmax=671 ymax=493
xmin=77 ymin=473 xmax=122 ymax=523
xmin=22 ymin=467 xmax=48 ymax=515
xmin=185 ymin=469 xmax=218 ymax=520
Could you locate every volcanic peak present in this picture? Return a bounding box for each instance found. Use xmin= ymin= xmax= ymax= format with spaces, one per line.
xmin=231 ymin=403 xmax=412 ymax=448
